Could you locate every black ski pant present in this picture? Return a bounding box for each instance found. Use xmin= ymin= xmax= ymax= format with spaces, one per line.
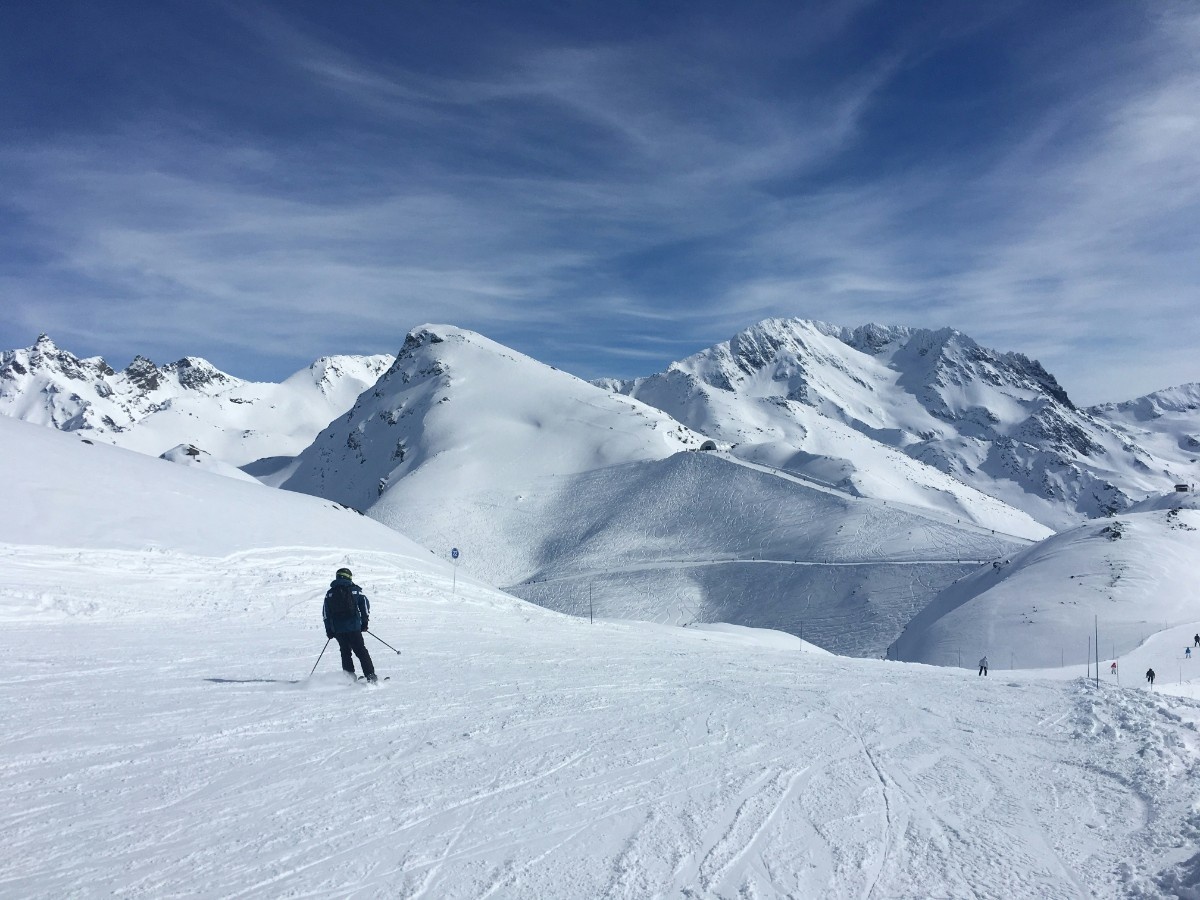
xmin=334 ymin=632 xmax=375 ymax=678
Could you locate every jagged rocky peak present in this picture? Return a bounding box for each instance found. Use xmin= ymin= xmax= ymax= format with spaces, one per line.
xmin=1091 ymin=382 xmax=1200 ymax=420
xmin=306 ymin=355 xmax=355 ymax=390
xmin=728 ymin=319 xmax=802 ymax=374
xmin=843 ymin=323 xmax=912 ymax=355
xmin=890 ymin=325 xmax=964 ymax=362
xmin=123 ymin=355 xmax=162 ymax=391
xmin=687 ymin=318 xmax=890 ymax=397
xmin=164 ymin=357 xmax=232 ymax=391
xmin=383 ymin=326 xmax=462 ymax=383
xmin=1001 ymin=352 xmax=1074 ymax=410
xmin=309 ymin=355 xmax=355 ymax=378
xmin=397 ymin=326 xmax=448 ymax=358
xmin=881 ymin=325 xmax=1075 ymax=409
xmin=682 ymin=318 xmax=818 ymax=390
xmin=706 ymin=318 xmax=887 ymax=371
xmin=6 ymin=333 xmax=113 ymax=381
xmin=286 ymin=353 xmax=394 ymax=397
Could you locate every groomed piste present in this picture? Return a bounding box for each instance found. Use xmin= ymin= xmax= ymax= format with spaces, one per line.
xmin=3 ymin=415 xmax=1200 ymax=898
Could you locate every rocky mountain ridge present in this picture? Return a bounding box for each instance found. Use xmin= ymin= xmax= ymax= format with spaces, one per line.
xmin=3 ymin=322 xmax=1196 ymax=528
xmin=0 ymin=334 xmax=393 ymax=465
xmin=605 ymin=318 xmax=1194 ymax=528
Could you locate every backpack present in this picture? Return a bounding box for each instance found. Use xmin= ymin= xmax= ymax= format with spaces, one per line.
xmin=327 ymin=582 xmax=357 ymax=621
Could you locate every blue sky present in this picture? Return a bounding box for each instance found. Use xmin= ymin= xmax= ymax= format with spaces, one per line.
xmin=2 ymin=0 xmax=1198 ymax=404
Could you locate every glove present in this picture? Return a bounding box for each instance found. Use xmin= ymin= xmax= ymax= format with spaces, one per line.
xmin=325 ymin=628 xmax=334 ymax=639
xmin=361 ymin=619 xmax=369 ymax=632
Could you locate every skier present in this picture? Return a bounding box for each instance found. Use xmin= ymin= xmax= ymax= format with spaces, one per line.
xmin=1110 ymin=661 xmax=1118 ymax=675
xmin=1187 ymin=646 xmax=1192 ymax=659
xmin=1146 ymin=667 xmax=1155 ymax=686
xmin=1194 ymin=633 xmax=1199 ymax=648
xmin=323 ymin=568 xmax=376 ymax=683
xmin=978 ymin=656 xmax=988 ymax=676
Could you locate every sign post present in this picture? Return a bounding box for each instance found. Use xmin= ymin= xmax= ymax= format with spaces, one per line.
xmin=451 ymin=547 xmax=459 ymax=595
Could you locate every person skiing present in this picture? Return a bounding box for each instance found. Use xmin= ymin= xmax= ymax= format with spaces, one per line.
xmin=1146 ymin=667 xmax=1155 ymax=686
xmin=978 ymin=656 xmax=988 ymax=676
xmin=1194 ymin=633 xmax=1199 ymax=648
xmin=1110 ymin=661 xmax=1118 ymax=675
xmin=1187 ymin=646 xmax=1192 ymax=660
xmin=323 ymin=568 xmax=376 ymax=683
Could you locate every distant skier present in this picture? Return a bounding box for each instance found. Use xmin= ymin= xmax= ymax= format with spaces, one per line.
xmin=1146 ymin=667 xmax=1155 ymax=686
xmin=1194 ymin=633 xmax=1199 ymax=648
xmin=1110 ymin=661 xmax=1118 ymax=675
xmin=1187 ymin=646 xmax=1192 ymax=659
xmin=323 ymin=568 xmax=377 ymax=683
xmin=978 ymin=656 xmax=988 ymax=676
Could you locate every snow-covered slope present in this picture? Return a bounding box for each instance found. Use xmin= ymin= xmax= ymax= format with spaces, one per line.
xmin=0 ymin=334 xmax=393 ymax=467
xmin=1091 ymin=383 xmax=1200 ymax=487
xmin=502 ymin=449 xmax=1033 ymax=656
xmin=0 ymin=415 xmax=442 ymax=560
xmin=609 ymin=318 xmax=1189 ymax=529
xmin=159 ymin=442 xmax=263 ymax=484
xmin=281 ymin=323 xmax=704 ymax=580
xmin=890 ymin=490 xmax=1200 ymax=669
xmin=283 ymin=324 xmax=705 ymax=510
xmin=3 ymin=408 xmax=1200 ymax=897
xmin=282 ymin=326 xmax=1037 ymax=656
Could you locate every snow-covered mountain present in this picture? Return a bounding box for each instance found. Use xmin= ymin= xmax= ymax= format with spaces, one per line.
xmin=0 ymin=334 xmax=393 ymax=466
xmin=1090 ymin=383 xmax=1200 ymax=487
xmin=280 ymin=325 xmax=1046 ymax=656
xmin=4 ymin=322 xmax=1195 ymax=654
xmin=281 ymin=324 xmax=706 ymax=508
xmin=4 ymin=401 xmax=1200 ymax=897
xmin=606 ymin=318 xmax=1191 ymax=529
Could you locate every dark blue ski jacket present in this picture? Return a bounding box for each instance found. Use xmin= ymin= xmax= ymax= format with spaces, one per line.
xmin=323 ymin=577 xmax=370 ymax=636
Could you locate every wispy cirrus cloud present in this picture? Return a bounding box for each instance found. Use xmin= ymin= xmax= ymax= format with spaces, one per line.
xmin=0 ymin=1 xmax=1196 ymax=402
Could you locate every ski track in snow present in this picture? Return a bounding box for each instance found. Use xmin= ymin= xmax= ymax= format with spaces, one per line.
xmin=2 ymin=547 xmax=1199 ymax=898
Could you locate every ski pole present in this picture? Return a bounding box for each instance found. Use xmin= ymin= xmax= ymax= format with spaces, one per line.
xmin=366 ymin=631 xmax=402 ymax=655
xmin=308 ymin=639 xmax=331 ymax=677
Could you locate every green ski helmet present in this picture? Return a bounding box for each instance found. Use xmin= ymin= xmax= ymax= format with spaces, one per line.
xmin=336 ymin=567 xmax=353 ymax=580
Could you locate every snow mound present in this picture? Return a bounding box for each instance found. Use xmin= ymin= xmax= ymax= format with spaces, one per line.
xmin=890 ymin=505 xmax=1200 ymax=668
xmin=159 ymin=443 xmax=262 ymax=483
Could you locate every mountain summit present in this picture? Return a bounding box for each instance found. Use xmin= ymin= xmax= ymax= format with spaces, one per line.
xmin=0 ymin=335 xmax=392 ymax=465
xmin=608 ymin=318 xmax=1187 ymax=528
xmin=282 ymin=325 xmax=706 ymax=574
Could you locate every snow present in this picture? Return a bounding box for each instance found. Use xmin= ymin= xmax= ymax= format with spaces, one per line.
xmin=613 ymin=318 xmax=1195 ymax=529
xmin=0 ymin=417 xmax=443 ymax=559
xmin=891 ymin=492 xmax=1200 ymax=671
xmin=280 ymin=326 xmax=1042 ymax=656
xmin=283 ymin=325 xmax=706 ymax=510
xmin=1091 ymin=383 xmax=1200 ymax=491
xmin=4 ymin=395 xmax=1200 ymax=897
xmin=0 ymin=335 xmax=393 ymax=467
xmin=160 ymin=442 xmax=262 ymax=483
